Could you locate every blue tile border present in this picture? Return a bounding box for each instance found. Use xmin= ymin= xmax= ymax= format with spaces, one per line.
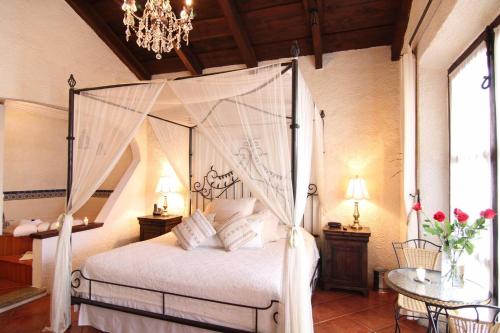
xmin=3 ymin=189 xmax=113 ymax=201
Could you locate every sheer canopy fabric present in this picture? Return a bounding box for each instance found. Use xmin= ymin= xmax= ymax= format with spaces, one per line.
xmin=167 ymin=63 xmax=315 ymax=333
xmin=49 ymin=82 xmax=164 ymax=333
xmin=148 ymin=117 xmax=190 ymax=215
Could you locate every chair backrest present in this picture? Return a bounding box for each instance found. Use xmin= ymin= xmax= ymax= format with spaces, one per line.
xmin=392 ymin=239 xmax=441 ymax=269
xmin=448 ymin=305 xmax=500 ymax=333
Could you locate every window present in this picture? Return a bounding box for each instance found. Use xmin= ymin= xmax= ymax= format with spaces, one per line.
xmin=449 ymin=43 xmax=492 ymax=290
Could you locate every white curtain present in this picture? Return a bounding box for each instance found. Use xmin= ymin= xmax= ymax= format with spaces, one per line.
xmin=49 ymin=82 xmax=164 ymax=333
xmin=283 ymin=69 xmax=315 ymax=333
xmin=449 ymin=43 xmax=492 ymax=290
xmin=148 ymin=117 xmax=190 ymax=215
xmin=167 ymin=63 xmax=315 ymax=333
xmin=401 ymin=49 xmax=418 ymax=240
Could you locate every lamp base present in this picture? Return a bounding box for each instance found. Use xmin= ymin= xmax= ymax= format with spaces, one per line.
xmin=350 ymin=222 xmax=363 ymax=230
xmin=160 ymin=195 xmax=168 ymax=216
xmin=350 ymin=201 xmax=363 ymax=230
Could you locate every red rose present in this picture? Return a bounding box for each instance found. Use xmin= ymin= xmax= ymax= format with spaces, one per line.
xmin=433 ymin=211 xmax=446 ymax=222
xmin=453 ymin=208 xmax=469 ymax=223
xmin=412 ymin=202 xmax=422 ymax=211
xmin=480 ymin=209 xmax=496 ymax=219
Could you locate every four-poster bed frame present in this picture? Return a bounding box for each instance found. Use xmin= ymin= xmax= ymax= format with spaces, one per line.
xmin=66 ymin=43 xmax=322 ymax=333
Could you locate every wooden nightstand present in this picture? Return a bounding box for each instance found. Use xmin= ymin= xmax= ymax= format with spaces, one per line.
xmin=322 ymin=226 xmax=371 ymax=296
xmin=137 ymin=215 xmax=182 ymax=241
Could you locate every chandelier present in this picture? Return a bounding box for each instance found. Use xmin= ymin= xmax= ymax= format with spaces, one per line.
xmin=121 ymin=0 xmax=194 ymax=60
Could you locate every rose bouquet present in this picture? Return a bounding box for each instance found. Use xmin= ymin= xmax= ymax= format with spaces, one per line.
xmin=413 ymin=202 xmax=495 ymax=285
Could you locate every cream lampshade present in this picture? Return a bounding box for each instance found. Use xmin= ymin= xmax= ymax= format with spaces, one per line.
xmin=345 ymin=176 xmax=369 ymax=230
xmin=156 ymin=176 xmax=175 ymax=216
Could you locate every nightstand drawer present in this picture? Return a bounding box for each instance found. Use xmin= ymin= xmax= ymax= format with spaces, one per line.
xmin=138 ymin=215 xmax=182 ymax=241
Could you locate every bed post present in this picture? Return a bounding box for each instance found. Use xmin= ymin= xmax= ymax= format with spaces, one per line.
xmin=189 ymin=127 xmax=193 ymax=214
xmin=290 ymin=41 xmax=300 ymax=200
xmin=67 ymin=74 xmax=77 ymax=204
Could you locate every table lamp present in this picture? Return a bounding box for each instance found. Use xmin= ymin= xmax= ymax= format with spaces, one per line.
xmin=156 ymin=176 xmax=175 ymax=216
xmin=345 ymin=175 xmax=369 ymax=230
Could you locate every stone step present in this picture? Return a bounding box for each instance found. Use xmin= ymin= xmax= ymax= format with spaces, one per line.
xmin=0 ymin=286 xmax=47 ymax=314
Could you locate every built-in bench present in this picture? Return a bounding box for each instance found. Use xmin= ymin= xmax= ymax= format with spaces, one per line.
xmin=30 ymin=222 xmax=103 ymax=239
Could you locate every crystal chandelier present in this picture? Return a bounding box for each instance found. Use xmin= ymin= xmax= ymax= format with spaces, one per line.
xmin=121 ymin=0 xmax=194 ymax=60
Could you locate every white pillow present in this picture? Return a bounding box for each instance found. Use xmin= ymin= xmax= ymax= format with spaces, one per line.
xmin=13 ymin=224 xmax=38 ymax=237
xmin=253 ymin=200 xmax=267 ymax=213
xmin=243 ymin=217 xmax=264 ymax=248
xmin=172 ymin=209 xmax=216 ymax=250
xmin=204 ymin=198 xmax=257 ymax=223
xmin=216 ymin=214 xmax=258 ymax=251
xmin=201 ymin=216 xmax=264 ymax=249
xmin=247 ymin=209 xmax=281 ymax=243
xmin=37 ymin=222 xmax=51 ymax=232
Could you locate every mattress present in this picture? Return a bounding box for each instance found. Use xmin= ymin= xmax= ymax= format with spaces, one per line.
xmin=74 ymin=230 xmax=319 ymax=333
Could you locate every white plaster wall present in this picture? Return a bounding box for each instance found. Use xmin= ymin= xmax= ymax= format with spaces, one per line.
xmin=298 ymin=47 xmax=402 ymax=280
xmin=0 ymin=0 xmax=137 ymax=108
xmin=3 ymin=101 xmax=133 ymax=222
xmin=417 ymin=67 xmax=449 ymax=241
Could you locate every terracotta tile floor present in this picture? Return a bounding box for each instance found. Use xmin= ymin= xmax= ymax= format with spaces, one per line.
xmin=0 ymin=288 xmax=426 ymax=332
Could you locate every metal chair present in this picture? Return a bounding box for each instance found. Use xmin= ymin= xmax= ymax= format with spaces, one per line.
xmin=392 ymin=239 xmax=442 ymax=333
xmin=446 ymin=305 xmax=500 ymax=333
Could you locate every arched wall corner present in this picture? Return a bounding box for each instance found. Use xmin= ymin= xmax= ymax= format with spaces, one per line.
xmin=32 ymin=128 xmax=148 ymax=291
xmin=94 ymin=138 xmax=141 ymax=224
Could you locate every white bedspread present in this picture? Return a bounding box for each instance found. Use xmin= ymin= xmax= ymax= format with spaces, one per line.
xmin=75 ymin=231 xmax=319 ymax=333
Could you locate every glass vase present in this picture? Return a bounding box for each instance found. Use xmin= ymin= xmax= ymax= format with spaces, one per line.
xmin=441 ymin=248 xmax=464 ymax=287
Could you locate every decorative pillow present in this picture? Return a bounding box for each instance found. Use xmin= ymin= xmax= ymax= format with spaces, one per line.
xmin=172 ymin=210 xmax=216 ymax=250
xmin=242 ymin=218 xmax=264 ymax=248
xmin=13 ymin=224 xmax=38 ymax=237
xmin=201 ymin=216 xmax=264 ymax=249
xmin=37 ymin=222 xmax=51 ymax=232
xmin=204 ymin=198 xmax=257 ymax=223
xmin=216 ymin=214 xmax=258 ymax=251
xmin=247 ymin=209 xmax=281 ymax=243
xmin=253 ymin=200 xmax=267 ymax=214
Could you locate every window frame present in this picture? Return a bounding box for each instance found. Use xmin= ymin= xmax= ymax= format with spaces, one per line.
xmin=447 ymin=15 xmax=499 ymax=302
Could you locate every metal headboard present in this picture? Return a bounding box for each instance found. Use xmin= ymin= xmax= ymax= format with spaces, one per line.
xmin=191 ymin=165 xmax=319 ymax=234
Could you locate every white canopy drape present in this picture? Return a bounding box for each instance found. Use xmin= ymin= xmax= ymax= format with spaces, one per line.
xmin=49 ymin=82 xmax=164 ymax=333
xmin=148 ymin=117 xmax=190 ymax=215
xmin=167 ymin=63 xmax=316 ymax=333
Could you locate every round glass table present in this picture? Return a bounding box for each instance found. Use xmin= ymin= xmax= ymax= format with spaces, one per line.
xmin=386 ymin=268 xmax=491 ymax=333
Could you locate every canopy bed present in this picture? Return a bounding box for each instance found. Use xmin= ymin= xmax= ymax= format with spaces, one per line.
xmin=49 ymin=44 xmax=325 ymax=333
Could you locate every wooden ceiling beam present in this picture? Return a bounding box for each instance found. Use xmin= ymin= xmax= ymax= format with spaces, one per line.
xmin=175 ymin=46 xmax=204 ymax=75
xmin=65 ymin=0 xmax=150 ymax=80
xmin=217 ymin=0 xmax=258 ymax=68
xmin=302 ymin=0 xmax=323 ymax=69
xmin=391 ymin=0 xmax=413 ymax=61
